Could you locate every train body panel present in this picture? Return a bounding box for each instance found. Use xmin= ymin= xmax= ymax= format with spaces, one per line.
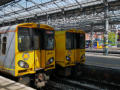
xmin=75 ymin=49 xmax=80 ymax=64
xmin=35 ymin=50 xmax=41 ymax=70
xmin=39 ymin=50 xmax=55 ymax=70
xmin=55 ymin=31 xmax=66 ymax=67
xmin=65 ymin=49 xmax=75 ymax=66
xmin=45 ymin=50 xmax=55 ymax=70
xmin=0 ymin=25 xmax=17 ymax=76
xmin=80 ymin=49 xmax=85 ymax=64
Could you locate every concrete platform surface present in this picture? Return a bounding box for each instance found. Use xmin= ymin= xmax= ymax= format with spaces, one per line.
xmin=0 ymin=76 xmax=35 ymax=90
xmin=86 ymin=48 xmax=120 ymax=54
xmin=86 ymin=53 xmax=120 ymax=70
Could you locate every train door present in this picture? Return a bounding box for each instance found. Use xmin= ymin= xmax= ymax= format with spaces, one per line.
xmin=33 ymin=28 xmax=41 ymax=70
xmin=40 ymin=30 xmax=55 ymax=70
xmin=44 ymin=30 xmax=55 ymax=70
xmin=74 ymin=33 xmax=81 ymax=64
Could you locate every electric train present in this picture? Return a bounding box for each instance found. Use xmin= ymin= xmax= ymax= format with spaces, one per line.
xmin=0 ymin=23 xmax=86 ymax=87
xmin=0 ymin=23 xmax=55 ymax=88
xmin=55 ymin=29 xmax=85 ymax=76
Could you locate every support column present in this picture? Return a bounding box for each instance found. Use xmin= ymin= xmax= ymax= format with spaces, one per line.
xmin=90 ymin=23 xmax=94 ymax=49
xmin=24 ymin=18 xmax=27 ymax=23
xmin=46 ymin=14 xmax=49 ymax=25
xmin=103 ymin=0 xmax=109 ymax=55
xmin=15 ymin=19 xmax=18 ymax=24
xmin=62 ymin=9 xmax=66 ymax=25
xmin=115 ymin=27 xmax=118 ymax=47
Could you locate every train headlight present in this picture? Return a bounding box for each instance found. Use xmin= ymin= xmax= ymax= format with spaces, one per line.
xmin=47 ymin=57 xmax=54 ymax=65
xmin=81 ymin=54 xmax=85 ymax=59
xmin=66 ymin=56 xmax=71 ymax=61
xmin=18 ymin=60 xmax=29 ymax=68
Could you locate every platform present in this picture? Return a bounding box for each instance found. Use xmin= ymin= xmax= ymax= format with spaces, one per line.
xmin=86 ymin=48 xmax=120 ymax=54
xmin=0 ymin=76 xmax=35 ymax=90
xmin=85 ymin=52 xmax=120 ymax=70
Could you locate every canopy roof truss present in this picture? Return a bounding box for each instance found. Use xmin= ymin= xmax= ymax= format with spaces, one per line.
xmin=0 ymin=0 xmax=120 ymax=32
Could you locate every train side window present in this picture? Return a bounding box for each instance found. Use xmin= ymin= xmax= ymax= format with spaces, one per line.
xmin=2 ymin=36 xmax=7 ymax=55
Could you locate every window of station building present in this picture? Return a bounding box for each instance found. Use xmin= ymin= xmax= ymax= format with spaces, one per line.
xmin=2 ymin=36 xmax=7 ymax=55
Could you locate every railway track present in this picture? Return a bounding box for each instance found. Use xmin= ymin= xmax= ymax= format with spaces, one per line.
xmin=49 ymin=76 xmax=100 ymax=90
xmin=1 ymin=68 xmax=120 ymax=90
xmin=71 ymin=77 xmax=120 ymax=90
xmin=38 ymin=84 xmax=62 ymax=90
xmin=47 ymin=75 xmax=120 ymax=90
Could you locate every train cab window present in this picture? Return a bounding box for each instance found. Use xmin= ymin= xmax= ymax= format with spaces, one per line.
xmin=75 ymin=33 xmax=80 ymax=49
xmin=33 ymin=29 xmax=40 ymax=50
xmin=18 ymin=27 xmax=54 ymax=51
xmin=18 ymin=27 xmax=41 ymax=51
xmin=2 ymin=36 xmax=7 ymax=55
xmin=79 ymin=34 xmax=85 ymax=49
xmin=18 ymin=27 xmax=33 ymax=51
xmin=39 ymin=30 xmax=54 ymax=50
xmin=66 ymin=32 xmax=74 ymax=50
xmin=44 ymin=31 xmax=54 ymax=50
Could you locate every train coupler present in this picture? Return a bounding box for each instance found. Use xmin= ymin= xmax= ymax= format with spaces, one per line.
xmin=35 ymin=73 xmax=50 ymax=88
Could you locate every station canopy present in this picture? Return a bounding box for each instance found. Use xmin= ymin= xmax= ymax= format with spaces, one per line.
xmin=0 ymin=0 xmax=119 ymax=32
xmin=0 ymin=0 xmax=104 ymax=23
xmin=0 ymin=0 xmax=14 ymax=6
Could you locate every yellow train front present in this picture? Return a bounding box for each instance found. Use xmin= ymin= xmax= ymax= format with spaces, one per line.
xmin=0 ymin=23 xmax=55 ymax=88
xmin=55 ymin=30 xmax=76 ymax=76
xmin=55 ymin=29 xmax=85 ymax=76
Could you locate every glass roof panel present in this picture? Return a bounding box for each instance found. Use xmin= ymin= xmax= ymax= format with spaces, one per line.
xmin=0 ymin=0 xmax=119 ymax=24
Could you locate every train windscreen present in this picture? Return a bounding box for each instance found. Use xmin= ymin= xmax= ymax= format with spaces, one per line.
xmin=75 ymin=33 xmax=80 ymax=49
xmin=44 ymin=30 xmax=54 ymax=50
xmin=18 ymin=27 xmax=33 ymax=51
xmin=66 ymin=32 xmax=74 ymax=50
xmin=79 ymin=34 xmax=85 ymax=49
xmin=18 ymin=27 xmax=41 ymax=51
xmin=18 ymin=27 xmax=54 ymax=51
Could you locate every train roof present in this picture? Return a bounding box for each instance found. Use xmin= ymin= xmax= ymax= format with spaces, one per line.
xmin=0 ymin=23 xmax=37 ymax=32
xmin=0 ymin=23 xmax=54 ymax=33
xmin=77 ymin=29 xmax=85 ymax=34
xmin=0 ymin=24 xmax=17 ymax=32
xmin=38 ymin=24 xmax=54 ymax=30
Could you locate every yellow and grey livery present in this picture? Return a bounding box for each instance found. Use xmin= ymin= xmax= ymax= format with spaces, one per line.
xmin=0 ymin=23 xmax=55 ymax=87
